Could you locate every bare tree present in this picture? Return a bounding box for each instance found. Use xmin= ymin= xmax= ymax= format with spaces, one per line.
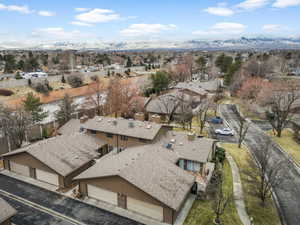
xmin=157 ymin=94 xmax=178 ymax=123
xmin=0 ymin=105 xmax=32 ymax=148
xmin=173 ymin=92 xmax=193 ymax=129
xmin=213 ymin=168 xmax=232 ymax=224
xmin=233 ymin=107 xmax=251 ymax=148
xmin=87 ymin=79 xmax=105 ymax=116
xmin=195 ymin=98 xmax=211 ymax=134
xmin=258 ymin=81 xmax=300 ymax=137
xmin=245 ymin=140 xmax=287 ymax=205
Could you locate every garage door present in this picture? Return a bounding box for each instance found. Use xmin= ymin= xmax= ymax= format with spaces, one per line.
xmin=127 ymin=197 xmax=164 ymax=221
xmin=10 ymin=161 xmax=30 ymax=177
xmin=87 ymin=185 xmax=117 ymax=205
xmin=36 ymin=169 xmax=59 ymax=186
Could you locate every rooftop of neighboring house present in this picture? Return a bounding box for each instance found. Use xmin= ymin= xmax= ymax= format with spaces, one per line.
xmin=58 ymin=118 xmax=82 ymax=135
xmin=157 ymin=131 xmax=217 ymax=163
xmin=174 ymin=82 xmax=208 ymax=96
xmin=83 ymin=116 xmax=163 ymax=140
xmin=0 ymin=198 xmax=16 ymax=223
xmin=178 ymin=79 xmax=221 ymax=93
xmin=145 ymin=91 xmax=193 ymax=115
xmin=75 ymin=144 xmax=195 ymax=211
xmin=1 ymin=133 xmax=106 ymax=176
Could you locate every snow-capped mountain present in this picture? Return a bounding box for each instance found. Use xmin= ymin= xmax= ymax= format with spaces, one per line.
xmin=1 ymin=37 xmax=300 ymax=51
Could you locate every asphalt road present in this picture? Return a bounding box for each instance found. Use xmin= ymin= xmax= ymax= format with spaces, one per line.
xmin=0 ymin=174 xmax=143 ymax=225
xmin=0 ymin=193 xmax=73 ymax=225
xmin=219 ymin=104 xmax=300 ymax=225
xmin=208 ymin=121 xmax=236 ymax=143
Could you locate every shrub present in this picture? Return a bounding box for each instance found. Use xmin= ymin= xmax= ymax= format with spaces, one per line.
xmin=28 ymin=79 xmax=32 ymax=86
xmin=0 ymin=89 xmax=14 ymax=96
xmin=61 ymin=75 xmax=66 ymax=83
xmin=32 ymin=80 xmax=52 ymax=95
xmin=67 ymin=75 xmax=83 ymax=88
xmin=90 ymin=75 xmax=99 ymax=82
xmin=15 ymin=72 xmax=22 ymax=80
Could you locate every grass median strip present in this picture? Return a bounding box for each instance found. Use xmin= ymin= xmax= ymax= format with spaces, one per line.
xmin=267 ymin=129 xmax=300 ymax=165
xmin=220 ymin=143 xmax=281 ymax=225
xmin=183 ymin=160 xmax=242 ymax=225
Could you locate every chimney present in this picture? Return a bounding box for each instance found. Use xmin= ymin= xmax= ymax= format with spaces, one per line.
xmin=128 ymin=121 xmax=134 ymax=128
xmin=112 ymin=120 xmax=118 ymax=126
xmin=134 ymin=112 xmax=145 ymax=121
xmin=80 ymin=115 xmax=89 ymax=124
xmin=187 ymin=132 xmax=196 ymax=141
xmin=149 ymin=114 xmax=161 ymax=124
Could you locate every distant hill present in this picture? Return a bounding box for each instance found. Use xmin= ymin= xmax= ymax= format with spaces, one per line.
xmin=1 ymin=37 xmax=300 ymax=51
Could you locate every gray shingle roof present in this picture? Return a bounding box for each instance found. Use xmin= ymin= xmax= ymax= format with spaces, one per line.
xmin=0 ymin=198 xmax=16 ymax=223
xmin=83 ymin=116 xmax=162 ymax=140
xmin=2 ymin=133 xmax=106 ymax=176
xmin=75 ymin=145 xmax=195 ymax=211
xmin=145 ymin=91 xmax=192 ymax=115
xmin=174 ymin=82 xmax=208 ymax=95
xmin=58 ymin=118 xmax=82 ymax=135
xmin=157 ymin=131 xmax=217 ymax=163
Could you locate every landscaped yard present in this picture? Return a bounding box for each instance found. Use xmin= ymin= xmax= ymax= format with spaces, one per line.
xmin=184 ymin=160 xmax=242 ymax=225
xmin=267 ymin=129 xmax=300 ymax=165
xmin=221 ymin=143 xmax=281 ymax=225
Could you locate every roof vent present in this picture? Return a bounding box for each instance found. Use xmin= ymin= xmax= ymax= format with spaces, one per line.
xmin=165 ymin=143 xmax=172 ymax=149
xmin=146 ymin=124 xmax=152 ymax=129
xmin=96 ymin=117 xmax=102 ymax=122
xmin=129 ymin=121 xmax=134 ymax=128
xmin=179 ymin=142 xmax=183 ymax=146
xmin=170 ymin=139 xmax=176 ymax=143
xmin=112 ymin=120 xmax=118 ymax=126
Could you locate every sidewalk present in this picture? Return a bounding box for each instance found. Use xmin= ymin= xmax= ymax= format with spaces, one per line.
xmin=226 ymin=154 xmax=251 ymax=225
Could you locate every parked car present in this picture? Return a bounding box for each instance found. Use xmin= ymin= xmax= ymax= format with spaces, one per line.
xmin=211 ymin=116 xmax=223 ymax=124
xmin=215 ymin=128 xmax=234 ymax=136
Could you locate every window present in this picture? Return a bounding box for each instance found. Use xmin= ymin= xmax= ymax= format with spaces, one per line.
xmin=90 ymin=130 xmax=97 ymax=135
xmin=139 ymin=138 xmax=148 ymax=143
xmin=120 ymin=135 xmax=128 ymax=141
xmin=106 ymin=133 xmax=113 ymax=138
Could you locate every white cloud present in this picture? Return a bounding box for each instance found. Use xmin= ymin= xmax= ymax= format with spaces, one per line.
xmin=70 ymin=21 xmax=93 ymax=27
xmin=204 ymin=7 xmax=234 ymax=16
xmin=120 ymin=24 xmax=177 ymax=37
xmin=273 ymin=0 xmax=300 ymax=8
xmin=262 ymin=24 xmax=282 ymax=32
xmin=38 ymin=10 xmax=55 ymax=16
xmin=193 ymin=22 xmax=246 ymax=37
xmin=74 ymin=8 xmax=90 ymax=12
xmin=236 ymin=0 xmax=270 ymax=10
xmin=75 ymin=8 xmax=120 ymax=23
xmin=32 ymin=27 xmax=86 ymax=40
xmin=0 ymin=3 xmax=32 ymax=14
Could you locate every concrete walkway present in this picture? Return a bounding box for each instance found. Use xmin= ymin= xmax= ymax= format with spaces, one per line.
xmin=227 ymin=154 xmax=251 ymax=225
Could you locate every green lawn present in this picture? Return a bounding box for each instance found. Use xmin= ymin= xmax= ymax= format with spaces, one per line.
xmin=267 ymin=129 xmax=300 ymax=165
xmin=221 ymin=143 xmax=281 ymax=225
xmin=184 ymin=160 xmax=242 ymax=225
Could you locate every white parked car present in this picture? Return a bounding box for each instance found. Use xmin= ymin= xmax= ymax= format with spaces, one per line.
xmin=215 ymin=128 xmax=234 ymax=136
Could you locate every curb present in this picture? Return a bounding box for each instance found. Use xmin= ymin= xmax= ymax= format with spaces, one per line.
xmin=218 ymin=104 xmax=287 ymax=225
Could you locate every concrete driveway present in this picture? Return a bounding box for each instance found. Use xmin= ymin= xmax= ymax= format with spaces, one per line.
xmin=219 ymin=104 xmax=300 ymax=225
xmin=0 ymin=174 xmax=143 ymax=225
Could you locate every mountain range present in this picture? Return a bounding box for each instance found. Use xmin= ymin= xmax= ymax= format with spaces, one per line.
xmin=1 ymin=37 xmax=300 ymax=51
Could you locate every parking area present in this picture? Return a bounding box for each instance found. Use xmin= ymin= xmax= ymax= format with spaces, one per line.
xmin=208 ymin=121 xmax=236 ymax=143
xmin=0 ymin=174 xmax=143 ymax=225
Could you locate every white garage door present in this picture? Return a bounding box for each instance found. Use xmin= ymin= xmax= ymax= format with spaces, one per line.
xmin=10 ymin=161 xmax=30 ymax=177
xmin=127 ymin=197 xmax=164 ymax=221
xmin=36 ymin=169 xmax=59 ymax=186
xmin=87 ymin=185 xmax=117 ymax=205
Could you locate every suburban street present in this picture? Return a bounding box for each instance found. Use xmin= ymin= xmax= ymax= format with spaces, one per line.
xmin=0 ymin=174 xmax=143 ymax=225
xmin=219 ymin=104 xmax=300 ymax=225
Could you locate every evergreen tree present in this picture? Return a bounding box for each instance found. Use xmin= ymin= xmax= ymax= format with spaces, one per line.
xmin=55 ymin=94 xmax=75 ymax=125
xmin=151 ymin=71 xmax=170 ymax=94
xmin=126 ymin=57 xmax=132 ymax=68
xmin=61 ymin=75 xmax=66 ymax=83
xmin=23 ymin=93 xmax=48 ymax=123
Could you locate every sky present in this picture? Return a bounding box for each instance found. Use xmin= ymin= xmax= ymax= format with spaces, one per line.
xmin=0 ymin=0 xmax=300 ymax=45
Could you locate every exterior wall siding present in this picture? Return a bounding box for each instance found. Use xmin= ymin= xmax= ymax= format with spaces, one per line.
xmin=78 ymin=176 xmax=176 ymax=224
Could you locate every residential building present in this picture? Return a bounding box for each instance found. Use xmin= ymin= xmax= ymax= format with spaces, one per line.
xmin=1 ymin=133 xmax=107 ymax=189
xmin=74 ymin=130 xmax=216 ymax=224
xmin=0 ymin=198 xmax=16 ymax=225
xmin=83 ymin=116 xmax=168 ymax=150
